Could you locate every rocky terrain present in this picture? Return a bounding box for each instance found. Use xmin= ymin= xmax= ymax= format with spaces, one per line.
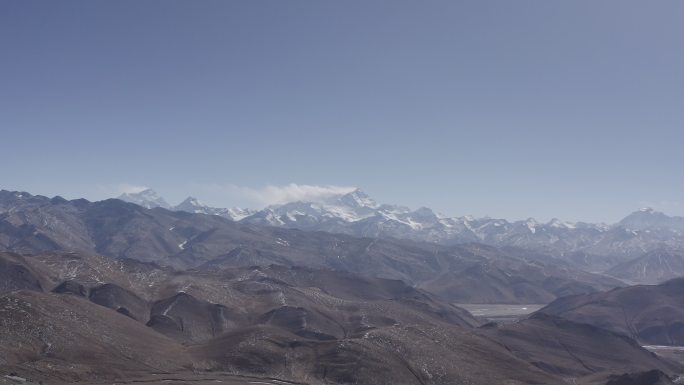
xmin=538 ymin=277 xmax=684 ymax=346
xmin=607 ymin=248 xmax=684 ymax=284
xmin=3 ymin=189 xmax=684 ymax=383
xmin=1 ymin=251 xmax=680 ymax=384
xmin=2 ymin=188 xmax=684 ymax=383
xmin=479 ymin=312 xmax=681 ymax=379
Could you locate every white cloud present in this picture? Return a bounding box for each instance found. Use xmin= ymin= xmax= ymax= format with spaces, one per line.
xmin=195 ymin=183 xmax=356 ymax=208
xmin=253 ymin=184 xmax=356 ymax=205
xmin=117 ymin=183 xmax=149 ymax=195
xmin=638 ymin=200 xmax=683 ymax=213
xmin=96 ymin=183 xmax=149 ymax=198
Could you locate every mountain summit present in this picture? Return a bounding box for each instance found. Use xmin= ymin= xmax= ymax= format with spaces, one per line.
xmin=174 ymin=196 xmax=255 ymax=220
xmin=175 ymin=196 xmax=209 ymax=213
xmin=334 ymin=188 xmax=379 ymax=210
xmin=118 ymin=188 xmax=171 ymax=209
xmin=618 ymin=208 xmax=684 ymax=231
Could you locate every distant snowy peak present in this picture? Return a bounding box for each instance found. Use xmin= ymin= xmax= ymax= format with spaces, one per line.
xmin=333 ymin=188 xmax=379 ymax=210
xmin=255 ymin=188 xmax=383 ymax=224
xmin=619 ymin=209 xmax=684 ymax=231
xmin=175 ymin=196 xmax=206 ymax=212
xmin=223 ymin=207 xmax=257 ymax=221
xmin=118 ymin=189 xmax=171 ymax=209
xmin=115 ymin=190 xmax=255 ymax=221
xmin=244 ymin=190 xmax=461 ymax=234
xmin=548 ymin=218 xmax=576 ymax=229
xmin=174 ymin=196 xmax=255 ymax=221
xmin=174 ymin=196 xmax=227 ymax=216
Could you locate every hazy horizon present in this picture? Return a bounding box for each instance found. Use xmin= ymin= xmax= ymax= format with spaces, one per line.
xmin=2 ymin=1 xmax=683 ymax=223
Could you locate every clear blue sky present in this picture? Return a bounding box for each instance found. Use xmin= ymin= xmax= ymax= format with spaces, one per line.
xmin=1 ymin=1 xmax=683 ymax=222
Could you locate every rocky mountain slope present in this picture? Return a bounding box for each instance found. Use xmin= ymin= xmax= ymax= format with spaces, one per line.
xmin=0 ymin=251 xmax=678 ymax=385
xmin=479 ymin=312 xmax=681 ymax=379
xmin=607 ymin=248 xmax=684 ymax=284
xmin=538 ymin=277 xmax=684 ymax=346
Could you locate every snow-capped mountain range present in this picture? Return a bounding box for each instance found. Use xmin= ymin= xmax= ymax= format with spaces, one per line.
xmin=118 ymin=188 xmax=684 ymax=262
xmin=118 ymin=190 xmax=256 ymax=220
xmin=175 ymin=196 xmax=255 ymax=221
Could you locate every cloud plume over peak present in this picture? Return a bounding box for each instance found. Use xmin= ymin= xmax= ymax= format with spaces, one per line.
xmin=248 ymin=184 xmax=357 ymax=206
xmin=118 ymin=184 xmax=150 ymax=195
xmin=195 ymin=183 xmax=358 ymax=208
